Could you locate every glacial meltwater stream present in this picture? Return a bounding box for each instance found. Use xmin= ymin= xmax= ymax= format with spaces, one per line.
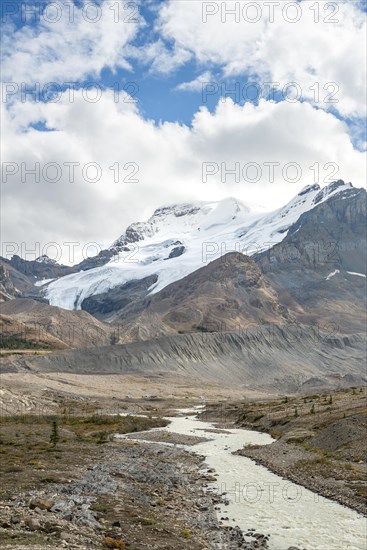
xmin=153 ymin=408 xmax=366 ymax=550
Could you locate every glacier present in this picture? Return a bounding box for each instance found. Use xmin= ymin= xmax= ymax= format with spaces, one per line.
xmin=44 ymin=181 xmax=355 ymax=311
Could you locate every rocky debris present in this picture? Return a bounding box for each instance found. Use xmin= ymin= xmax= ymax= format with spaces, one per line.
xmin=59 ymin=531 xmax=75 ymax=541
xmin=237 ymin=438 xmax=367 ymax=516
xmin=10 ymin=515 xmax=20 ymax=524
xmin=0 ymin=435 xmax=299 ymax=550
xmin=222 ymin=525 xmax=271 ymax=549
xmin=12 ymin=324 xmax=366 ymax=395
xmin=123 ymin=430 xmax=209 ymax=446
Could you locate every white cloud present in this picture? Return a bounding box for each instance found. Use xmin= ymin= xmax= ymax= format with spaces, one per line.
xmin=155 ymin=0 xmax=367 ymax=119
xmin=1 ymin=93 xmax=366 ymax=262
xmin=176 ymin=71 xmax=213 ymax=92
xmin=127 ymin=39 xmax=191 ymax=74
xmin=1 ymin=0 xmax=365 ymax=263
xmin=0 ymin=0 xmax=142 ymax=85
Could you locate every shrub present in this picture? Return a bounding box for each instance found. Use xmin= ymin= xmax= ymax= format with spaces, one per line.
xmin=96 ymin=431 xmax=109 ymax=444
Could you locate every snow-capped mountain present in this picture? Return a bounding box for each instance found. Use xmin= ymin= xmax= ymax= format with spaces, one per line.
xmin=42 ymin=180 xmax=358 ymax=311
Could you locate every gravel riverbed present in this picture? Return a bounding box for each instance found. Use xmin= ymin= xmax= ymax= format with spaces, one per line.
xmin=0 ymin=428 xmax=308 ymax=549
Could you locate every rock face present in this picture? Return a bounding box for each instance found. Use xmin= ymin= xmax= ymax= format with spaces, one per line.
xmin=0 ymin=263 xmax=20 ymax=301
xmin=167 ymin=245 xmax=185 ymax=259
xmin=0 ymin=313 xmax=69 ymax=350
xmin=257 ymin=184 xmax=366 ymax=333
xmin=259 ymin=183 xmax=366 ymax=273
xmin=110 ymin=253 xmax=291 ymax=342
xmin=1 ymin=298 xmax=112 ymax=349
xmin=112 ymin=203 xmax=206 ymax=250
xmin=75 ymin=248 xmax=114 ymax=271
xmin=35 ymin=255 xmax=59 ymax=265
xmin=81 ymin=275 xmax=158 ymax=317
xmin=2 ymin=254 xmax=75 ymax=279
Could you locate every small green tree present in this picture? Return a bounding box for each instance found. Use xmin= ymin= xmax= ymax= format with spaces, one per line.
xmin=50 ymin=419 xmax=59 ymax=448
xmin=284 ymin=396 xmax=288 ymax=404
xmin=294 ymin=407 xmax=298 ymax=418
xmin=97 ymin=431 xmax=108 ymax=444
xmin=328 ymin=395 xmax=333 ymax=405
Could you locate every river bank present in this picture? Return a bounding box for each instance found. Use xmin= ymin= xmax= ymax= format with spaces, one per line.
xmin=1 ymin=392 xmax=366 ymax=549
xmin=200 ymin=388 xmax=367 ymax=516
xmin=157 ymin=410 xmax=366 ymax=550
xmin=0 ymin=411 xmax=273 ymax=549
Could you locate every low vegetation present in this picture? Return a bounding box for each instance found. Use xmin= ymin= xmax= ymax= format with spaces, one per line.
xmin=0 ymin=414 xmax=168 ymax=495
xmin=201 ymin=387 xmax=367 ymax=513
xmin=0 ymin=335 xmax=55 ymax=350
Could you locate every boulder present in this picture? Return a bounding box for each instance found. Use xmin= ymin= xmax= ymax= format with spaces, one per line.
xmin=29 ymin=498 xmax=54 ymax=511
xmin=26 ymin=517 xmax=41 ymax=531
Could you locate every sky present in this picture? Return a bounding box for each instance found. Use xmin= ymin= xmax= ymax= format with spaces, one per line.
xmin=1 ymin=0 xmax=366 ymax=263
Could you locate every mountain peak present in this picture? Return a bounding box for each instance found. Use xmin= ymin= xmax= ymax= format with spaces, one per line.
xmin=152 ymin=203 xmax=202 ymax=218
xmin=112 ymin=198 xmax=250 ymax=251
xmin=35 ymin=255 xmax=58 ymax=265
xmin=324 ymin=179 xmax=353 ymax=194
xmin=313 ymin=180 xmax=354 ymax=205
xmin=44 ymin=181 xmax=364 ymax=311
xmin=299 ymin=184 xmax=321 ymax=196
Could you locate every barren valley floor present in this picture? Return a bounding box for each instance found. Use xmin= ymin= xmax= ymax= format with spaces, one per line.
xmin=0 ymin=369 xmax=366 ymax=549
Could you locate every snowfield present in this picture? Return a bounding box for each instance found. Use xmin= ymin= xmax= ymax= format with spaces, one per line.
xmin=44 ymin=182 xmax=355 ymax=310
